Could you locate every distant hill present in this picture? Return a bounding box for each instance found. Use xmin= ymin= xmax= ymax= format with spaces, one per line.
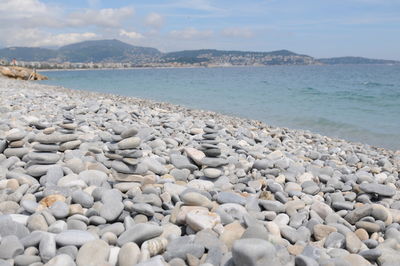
xmin=318 ymin=56 xmax=400 ymax=65
xmin=0 ymin=39 xmax=161 ymax=63
xmin=58 ymin=39 xmax=161 ymax=63
xmin=162 ymin=49 xmax=315 ymax=65
xmin=0 ymin=39 xmax=397 ymax=67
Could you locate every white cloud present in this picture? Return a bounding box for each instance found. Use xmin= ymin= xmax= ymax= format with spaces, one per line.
xmin=0 ymin=28 xmax=98 ymax=47
xmin=119 ymin=29 xmax=144 ymax=39
xmin=145 ymin=13 xmax=164 ymax=29
xmin=169 ymin=27 xmax=213 ymax=40
xmin=67 ymin=7 xmax=134 ymax=28
xmin=221 ymin=28 xmax=254 ymax=38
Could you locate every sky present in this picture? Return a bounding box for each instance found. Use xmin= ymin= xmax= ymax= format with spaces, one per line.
xmin=0 ymin=0 xmax=399 ymax=59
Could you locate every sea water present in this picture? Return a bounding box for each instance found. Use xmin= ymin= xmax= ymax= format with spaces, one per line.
xmin=40 ymin=65 xmax=400 ymax=150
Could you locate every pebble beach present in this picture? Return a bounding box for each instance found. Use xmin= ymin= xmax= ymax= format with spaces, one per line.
xmin=0 ymin=76 xmax=400 ymax=266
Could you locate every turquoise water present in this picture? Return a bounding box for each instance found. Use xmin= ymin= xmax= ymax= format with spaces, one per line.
xmin=40 ymin=65 xmax=400 ymax=150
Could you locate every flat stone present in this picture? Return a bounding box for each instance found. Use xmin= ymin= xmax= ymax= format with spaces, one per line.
xmin=55 ymin=230 xmax=97 ymax=247
xmin=170 ymin=154 xmax=198 ymax=171
xmin=218 ymin=193 xmax=247 ymax=208
xmin=117 ymin=223 xmax=163 ymax=246
xmin=4 ymin=148 xmax=29 ymax=158
xmin=121 ymin=127 xmax=139 ymax=139
xmin=345 ymin=232 xmax=362 ymax=253
xmin=359 ymin=183 xmax=396 ymax=197
xmin=118 ymin=137 xmax=141 ymax=149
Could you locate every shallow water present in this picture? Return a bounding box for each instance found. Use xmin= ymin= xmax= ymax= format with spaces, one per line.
xmin=40 ymin=65 xmax=400 ymax=150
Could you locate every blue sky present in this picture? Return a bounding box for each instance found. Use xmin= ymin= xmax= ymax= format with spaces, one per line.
xmin=0 ymin=0 xmax=399 ymax=59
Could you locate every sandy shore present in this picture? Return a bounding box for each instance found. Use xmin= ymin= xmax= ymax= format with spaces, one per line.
xmin=0 ymin=76 xmax=399 ymax=265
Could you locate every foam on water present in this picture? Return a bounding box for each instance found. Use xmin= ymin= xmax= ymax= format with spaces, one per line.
xmin=40 ymin=65 xmax=400 ymax=150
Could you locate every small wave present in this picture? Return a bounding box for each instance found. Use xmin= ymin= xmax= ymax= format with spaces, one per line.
xmin=298 ymin=87 xmax=323 ymax=95
xmin=361 ymin=81 xmax=394 ymax=87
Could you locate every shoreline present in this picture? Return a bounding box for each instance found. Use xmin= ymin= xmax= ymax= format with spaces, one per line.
xmin=4 ymin=76 xmax=398 ymax=153
xmin=0 ymin=76 xmax=400 ymax=265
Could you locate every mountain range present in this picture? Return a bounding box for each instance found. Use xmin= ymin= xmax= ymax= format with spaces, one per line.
xmin=0 ymin=39 xmax=398 ymax=66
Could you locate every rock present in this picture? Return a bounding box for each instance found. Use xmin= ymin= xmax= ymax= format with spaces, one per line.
xmin=324 ymin=232 xmax=345 ymax=249
xmin=359 ymin=183 xmax=395 ymax=197
xmin=220 ymin=221 xmax=245 ymax=249
xmin=118 ymin=242 xmax=140 ymax=266
xmin=181 ymin=192 xmax=213 ymax=209
xmin=76 ymin=240 xmax=110 ymax=266
xmin=170 ymin=154 xmax=198 ymax=171
xmin=118 ymin=137 xmax=141 ymax=149
xmin=27 ymin=214 xmax=48 ymax=231
xmin=295 ymin=255 xmax=319 ymax=266
xmin=50 ymin=201 xmax=69 ymax=219
xmin=184 ymin=147 xmax=205 ymax=165
xmin=72 ymin=190 xmax=94 ymax=208
xmin=100 ymin=201 xmax=124 ymax=222
xmin=39 ymin=233 xmax=56 ymax=263
xmin=232 ymin=238 xmax=278 ymax=266
xmin=345 ymin=232 xmax=362 ymax=253
xmin=186 ymin=209 xmax=220 ymax=231
xmin=164 ymin=236 xmax=204 ymax=261
xmin=203 ymin=168 xmax=222 ymax=179
xmin=0 ymin=235 xmax=24 ymax=259
xmin=117 ymin=223 xmax=163 ymax=246
xmin=55 ymin=230 xmax=97 ymax=246
xmin=313 ymin=224 xmax=337 ymax=241
xmin=44 ymin=254 xmax=75 ymax=266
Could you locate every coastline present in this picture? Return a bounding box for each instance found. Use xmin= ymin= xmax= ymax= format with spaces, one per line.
xmin=0 ymin=76 xmax=399 ymax=265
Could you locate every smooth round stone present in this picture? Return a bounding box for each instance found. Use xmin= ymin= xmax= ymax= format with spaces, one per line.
xmin=67 ymin=219 xmax=87 ymax=231
xmin=4 ymin=148 xmax=29 ymax=158
xmin=355 ymin=221 xmax=381 ymax=233
xmin=55 ymin=230 xmax=97 ymax=246
xmin=181 ymin=192 xmax=213 ymax=209
xmin=76 ymin=239 xmax=110 ymax=266
xmin=116 ymin=223 xmax=163 ymax=246
xmin=39 ymin=233 xmax=56 ymax=263
xmin=232 ymin=238 xmax=278 ymax=266
xmin=28 ymin=152 xmax=61 ymax=164
xmin=72 ymin=190 xmax=94 ymax=208
xmin=99 ymin=201 xmax=124 ymax=222
xmin=27 ymin=214 xmax=48 ymax=231
xmin=45 ymin=254 xmax=75 ymax=266
xmin=203 ymin=168 xmax=222 ymax=179
xmin=50 ymin=201 xmax=69 ymax=219
xmin=78 ymin=170 xmax=107 ymax=187
xmin=111 ymin=160 xmax=138 ymax=174
xmin=59 ymin=140 xmax=81 ymax=151
xmin=170 ymin=168 xmax=190 ymax=181
xmin=56 ymin=246 xmax=78 ymax=260
xmin=121 ymin=127 xmax=138 ymax=139
xmin=118 ymin=242 xmax=140 ymax=266
xmin=118 ymin=137 xmax=141 ymax=149
xmin=0 ymin=235 xmax=24 ymax=259
xmin=99 ymin=223 xmax=125 ymax=237
xmin=6 ymin=130 xmax=26 ymax=141
xmin=132 ymin=203 xmax=155 ymax=217
xmin=9 ymin=140 xmax=25 ymax=148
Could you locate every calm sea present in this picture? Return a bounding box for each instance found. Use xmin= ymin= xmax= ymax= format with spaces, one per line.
xmin=40 ymin=65 xmax=400 ymax=150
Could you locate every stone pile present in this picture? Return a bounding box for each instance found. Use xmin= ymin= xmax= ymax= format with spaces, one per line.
xmin=0 ymin=76 xmax=399 ymax=266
